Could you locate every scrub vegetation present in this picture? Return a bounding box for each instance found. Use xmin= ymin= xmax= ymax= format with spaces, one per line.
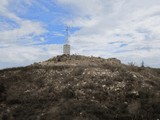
xmin=0 ymin=55 xmax=160 ymax=120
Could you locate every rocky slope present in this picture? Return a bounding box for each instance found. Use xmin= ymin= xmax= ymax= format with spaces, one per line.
xmin=0 ymin=55 xmax=160 ymax=120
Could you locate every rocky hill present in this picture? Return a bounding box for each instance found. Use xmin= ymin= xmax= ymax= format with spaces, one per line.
xmin=0 ymin=55 xmax=160 ymax=120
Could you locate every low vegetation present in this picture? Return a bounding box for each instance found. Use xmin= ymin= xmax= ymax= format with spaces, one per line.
xmin=0 ymin=55 xmax=160 ymax=120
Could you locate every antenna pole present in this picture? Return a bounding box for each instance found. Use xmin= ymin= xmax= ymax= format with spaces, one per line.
xmin=63 ymin=26 xmax=70 ymax=55
xmin=66 ymin=26 xmax=69 ymax=44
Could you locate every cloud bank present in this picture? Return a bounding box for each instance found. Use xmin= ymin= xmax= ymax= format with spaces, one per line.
xmin=0 ymin=0 xmax=62 ymax=69
xmin=57 ymin=0 xmax=160 ymax=67
xmin=0 ymin=0 xmax=160 ymax=68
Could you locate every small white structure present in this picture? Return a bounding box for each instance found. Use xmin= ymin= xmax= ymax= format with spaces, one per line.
xmin=63 ymin=26 xmax=70 ymax=55
xmin=63 ymin=44 xmax=70 ymax=55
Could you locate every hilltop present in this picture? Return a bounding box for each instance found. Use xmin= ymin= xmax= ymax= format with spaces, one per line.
xmin=0 ymin=55 xmax=160 ymax=120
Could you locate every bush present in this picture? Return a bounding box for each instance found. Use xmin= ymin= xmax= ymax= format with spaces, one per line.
xmin=73 ymin=67 xmax=84 ymax=76
xmin=0 ymin=82 xmax=6 ymax=101
xmin=61 ymin=87 xmax=75 ymax=100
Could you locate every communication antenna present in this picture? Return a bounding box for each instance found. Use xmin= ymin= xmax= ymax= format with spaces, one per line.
xmin=63 ymin=26 xmax=70 ymax=55
xmin=65 ymin=26 xmax=69 ymax=44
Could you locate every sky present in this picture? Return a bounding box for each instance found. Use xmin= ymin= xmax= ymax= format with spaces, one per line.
xmin=0 ymin=0 xmax=160 ymax=69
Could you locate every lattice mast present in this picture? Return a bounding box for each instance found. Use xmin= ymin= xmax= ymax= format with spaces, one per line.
xmin=63 ymin=26 xmax=70 ymax=55
xmin=66 ymin=26 xmax=69 ymax=44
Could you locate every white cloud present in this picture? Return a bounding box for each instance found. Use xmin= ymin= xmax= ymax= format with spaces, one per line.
xmin=0 ymin=0 xmax=51 ymax=69
xmin=53 ymin=31 xmax=64 ymax=37
xmin=0 ymin=21 xmax=46 ymax=43
xmin=56 ymin=0 xmax=160 ymax=67
xmin=0 ymin=0 xmax=47 ymax=44
xmin=1 ymin=0 xmax=160 ymax=69
xmin=0 ymin=44 xmax=62 ymax=69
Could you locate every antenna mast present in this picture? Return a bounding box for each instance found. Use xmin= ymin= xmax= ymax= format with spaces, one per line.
xmin=66 ymin=26 xmax=69 ymax=44
xmin=63 ymin=26 xmax=70 ymax=55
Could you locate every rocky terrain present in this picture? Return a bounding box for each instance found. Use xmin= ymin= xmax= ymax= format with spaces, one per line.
xmin=0 ymin=55 xmax=160 ymax=120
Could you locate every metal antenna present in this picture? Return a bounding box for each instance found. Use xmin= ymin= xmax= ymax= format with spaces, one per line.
xmin=66 ymin=26 xmax=69 ymax=44
xmin=63 ymin=26 xmax=71 ymax=55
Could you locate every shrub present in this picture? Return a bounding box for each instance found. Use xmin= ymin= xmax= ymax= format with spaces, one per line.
xmin=61 ymin=87 xmax=75 ymax=100
xmin=0 ymin=82 xmax=6 ymax=101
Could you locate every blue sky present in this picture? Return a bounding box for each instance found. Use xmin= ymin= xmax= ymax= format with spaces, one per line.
xmin=0 ymin=0 xmax=160 ymax=69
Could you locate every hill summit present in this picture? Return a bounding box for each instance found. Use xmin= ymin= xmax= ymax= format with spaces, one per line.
xmin=0 ymin=55 xmax=160 ymax=120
